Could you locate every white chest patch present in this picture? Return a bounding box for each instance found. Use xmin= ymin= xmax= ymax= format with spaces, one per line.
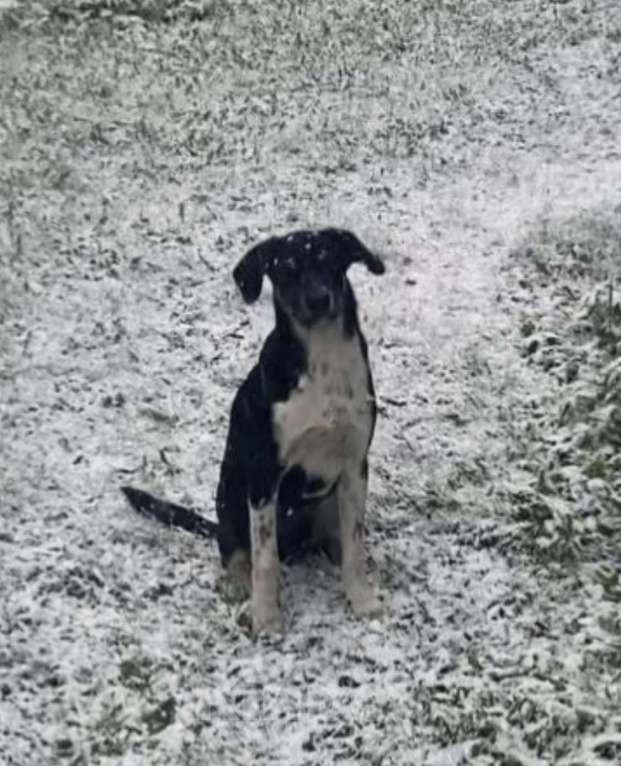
xmin=273 ymin=323 xmax=373 ymax=484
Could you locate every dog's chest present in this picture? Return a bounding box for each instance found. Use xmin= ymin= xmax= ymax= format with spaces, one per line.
xmin=273 ymin=326 xmax=373 ymax=482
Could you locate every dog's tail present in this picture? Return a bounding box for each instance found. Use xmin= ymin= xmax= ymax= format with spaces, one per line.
xmin=121 ymin=486 xmax=218 ymax=538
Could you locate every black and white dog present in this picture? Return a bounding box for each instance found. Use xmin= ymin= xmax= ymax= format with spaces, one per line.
xmin=123 ymin=228 xmax=385 ymax=634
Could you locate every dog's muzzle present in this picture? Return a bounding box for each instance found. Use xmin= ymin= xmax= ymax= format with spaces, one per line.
xmin=302 ymin=288 xmax=337 ymax=323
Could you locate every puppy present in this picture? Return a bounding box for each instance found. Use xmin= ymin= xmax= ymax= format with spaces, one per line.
xmin=123 ymin=228 xmax=385 ymax=635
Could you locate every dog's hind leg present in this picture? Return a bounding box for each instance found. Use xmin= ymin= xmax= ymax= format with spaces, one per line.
xmin=215 ymin=462 xmax=254 ymax=604
xmin=311 ymin=492 xmax=342 ymax=565
xmin=250 ymin=496 xmax=283 ymax=635
xmin=338 ymin=460 xmax=382 ymax=618
xmin=217 ymin=549 xmax=251 ymax=604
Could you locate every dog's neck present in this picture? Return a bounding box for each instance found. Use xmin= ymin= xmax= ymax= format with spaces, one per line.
xmin=289 ymin=314 xmax=345 ymax=350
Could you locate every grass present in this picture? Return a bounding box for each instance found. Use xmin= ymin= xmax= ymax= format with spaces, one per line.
xmin=508 ymin=210 xmax=621 ymax=572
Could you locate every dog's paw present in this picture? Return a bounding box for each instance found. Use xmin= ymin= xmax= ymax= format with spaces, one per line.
xmin=235 ymin=601 xmax=253 ymax=635
xmin=218 ymin=574 xmax=250 ymax=605
xmin=252 ymin=600 xmax=284 ymax=636
xmin=347 ymin=584 xmax=383 ymax=619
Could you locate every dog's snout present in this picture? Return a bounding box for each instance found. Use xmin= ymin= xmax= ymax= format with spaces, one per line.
xmin=306 ymin=290 xmax=331 ymax=316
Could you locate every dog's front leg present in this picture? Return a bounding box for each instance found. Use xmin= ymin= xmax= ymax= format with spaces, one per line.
xmin=250 ymin=498 xmax=283 ymax=635
xmin=338 ymin=461 xmax=381 ymax=618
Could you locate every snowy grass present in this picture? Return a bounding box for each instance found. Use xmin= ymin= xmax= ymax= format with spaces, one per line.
xmin=508 ymin=208 xmax=621 ymax=571
xmin=2 ymin=1 xmax=621 ymax=764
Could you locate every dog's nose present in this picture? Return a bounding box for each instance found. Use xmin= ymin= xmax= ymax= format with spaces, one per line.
xmin=306 ymin=291 xmax=331 ymax=315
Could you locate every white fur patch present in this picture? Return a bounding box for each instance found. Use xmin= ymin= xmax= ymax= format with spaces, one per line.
xmin=272 ymin=320 xmax=373 ymax=484
xmin=338 ymin=465 xmax=381 ymax=617
xmin=250 ymin=499 xmax=282 ymax=634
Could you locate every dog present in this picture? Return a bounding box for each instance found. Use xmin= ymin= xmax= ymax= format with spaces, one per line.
xmin=122 ymin=228 xmax=385 ymax=635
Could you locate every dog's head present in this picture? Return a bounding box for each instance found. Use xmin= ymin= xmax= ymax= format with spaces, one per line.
xmin=233 ymin=228 xmax=385 ymax=326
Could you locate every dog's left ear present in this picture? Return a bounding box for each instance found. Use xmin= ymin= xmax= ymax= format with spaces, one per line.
xmin=233 ymin=238 xmax=278 ymax=303
xmin=324 ymin=228 xmax=386 ymax=275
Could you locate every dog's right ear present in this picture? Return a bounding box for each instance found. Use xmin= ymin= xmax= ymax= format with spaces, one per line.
xmin=233 ymin=238 xmax=278 ymax=304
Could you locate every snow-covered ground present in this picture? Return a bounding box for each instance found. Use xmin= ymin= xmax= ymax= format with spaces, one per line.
xmin=1 ymin=1 xmax=620 ymax=763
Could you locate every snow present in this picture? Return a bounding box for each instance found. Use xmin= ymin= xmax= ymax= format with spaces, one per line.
xmin=1 ymin=0 xmax=621 ymax=764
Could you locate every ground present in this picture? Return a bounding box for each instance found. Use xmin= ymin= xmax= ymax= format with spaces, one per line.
xmin=1 ymin=1 xmax=620 ymax=764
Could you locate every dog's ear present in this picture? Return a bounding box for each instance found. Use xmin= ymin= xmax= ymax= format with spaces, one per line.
xmin=233 ymin=238 xmax=278 ymax=303
xmin=324 ymin=228 xmax=385 ymax=275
